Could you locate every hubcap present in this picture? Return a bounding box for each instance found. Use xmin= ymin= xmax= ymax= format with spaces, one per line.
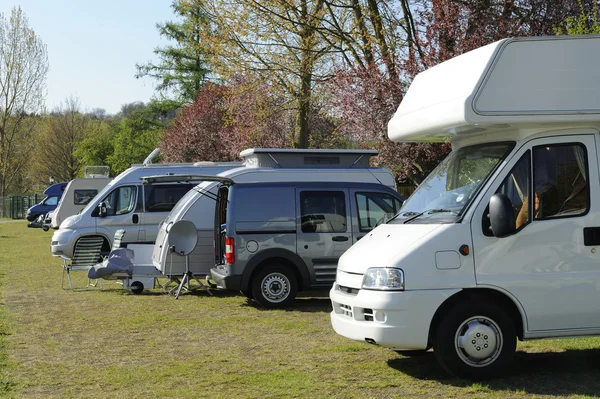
xmin=261 ymin=273 xmax=290 ymax=303
xmin=455 ymin=316 xmax=503 ymax=367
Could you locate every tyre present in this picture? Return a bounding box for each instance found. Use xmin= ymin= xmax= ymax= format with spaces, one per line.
xmin=434 ymin=301 xmax=516 ymax=380
xmin=130 ymin=281 xmax=144 ymax=295
xmin=251 ymin=263 xmax=298 ymax=308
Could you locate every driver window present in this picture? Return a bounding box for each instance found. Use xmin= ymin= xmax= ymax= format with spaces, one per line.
xmin=490 ymin=151 xmax=531 ymax=234
xmin=355 ymin=192 xmax=401 ymax=232
xmin=103 ymin=186 xmax=137 ymax=216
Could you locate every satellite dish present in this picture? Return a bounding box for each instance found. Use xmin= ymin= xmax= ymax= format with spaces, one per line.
xmin=169 ymin=220 xmax=198 ymax=256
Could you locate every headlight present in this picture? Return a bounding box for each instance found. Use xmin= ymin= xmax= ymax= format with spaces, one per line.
xmin=362 ymin=268 xmax=405 ymax=291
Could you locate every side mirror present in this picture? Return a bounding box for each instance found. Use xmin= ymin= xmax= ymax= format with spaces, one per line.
xmin=489 ymin=193 xmax=516 ymax=237
xmin=97 ymin=202 xmax=108 ymax=218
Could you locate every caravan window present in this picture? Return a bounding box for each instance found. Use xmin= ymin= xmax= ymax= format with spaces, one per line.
xmin=356 ymin=192 xmax=402 ymax=232
xmin=300 ymin=191 xmax=347 ymax=233
xmin=144 ymin=183 xmax=194 ymax=212
xmin=74 ymin=190 xmax=98 ymax=205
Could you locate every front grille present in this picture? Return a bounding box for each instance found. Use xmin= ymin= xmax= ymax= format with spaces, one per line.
xmin=339 ymin=303 xmax=353 ymax=318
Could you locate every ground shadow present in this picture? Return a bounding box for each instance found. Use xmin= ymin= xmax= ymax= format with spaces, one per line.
xmin=388 ymin=348 xmax=600 ymax=396
xmin=241 ymin=290 xmax=333 ymax=313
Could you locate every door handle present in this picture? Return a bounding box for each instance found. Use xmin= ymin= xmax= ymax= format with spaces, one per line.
xmin=132 ymin=214 xmax=139 ymax=224
xmin=332 ymin=236 xmax=349 ymax=242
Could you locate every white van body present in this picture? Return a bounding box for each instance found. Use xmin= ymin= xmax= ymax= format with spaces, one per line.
xmin=330 ymin=35 xmax=600 ymax=379
xmin=50 ymin=177 xmax=112 ymax=229
xmin=51 ymin=158 xmax=242 ymax=259
xmin=151 ymin=148 xmax=396 ymax=277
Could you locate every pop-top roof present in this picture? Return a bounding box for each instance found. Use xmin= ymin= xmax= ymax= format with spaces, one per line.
xmin=389 ymin=35 xmax=600 ymax=143
xmin=240 ymin=148 xmax=378 ymax=168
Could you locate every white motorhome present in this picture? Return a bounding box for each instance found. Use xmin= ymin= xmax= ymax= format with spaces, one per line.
xmin=329 ymin=35 xmax=600 ymax=379
xmin=149 ymin=148 xmax=397 ymax=281
xmin=50 ymin=167 xmax=112 ymax=229
xmin=51 ymin=151 xmax=241 ymax=259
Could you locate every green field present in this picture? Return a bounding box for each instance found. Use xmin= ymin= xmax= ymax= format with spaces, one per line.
xmin=1 ymin=222 xmax=600 ymax=398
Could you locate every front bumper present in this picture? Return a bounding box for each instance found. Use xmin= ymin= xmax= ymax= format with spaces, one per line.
xmin=330 ymin=282 xmax=459 ymax=350
xmin=210 ymin=267 xmax=242 ymax=291
xmin=51 ymin=229 xmax=77 ymax=257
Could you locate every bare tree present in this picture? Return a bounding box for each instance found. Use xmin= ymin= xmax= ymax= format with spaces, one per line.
xmin=32 ymin=97 xmax=89 ymax=184
xmin=0 ymin=7 xmax=48 ymax=198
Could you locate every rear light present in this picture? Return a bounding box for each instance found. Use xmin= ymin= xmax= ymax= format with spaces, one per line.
xmin=225 ymin=237 xmax=235 ymax=264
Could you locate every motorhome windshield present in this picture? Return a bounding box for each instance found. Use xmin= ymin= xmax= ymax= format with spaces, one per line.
xmin=80 ymin=180 xmax=116 ymax=214
xmin=394 ymin=142 xmax=514 ymax=223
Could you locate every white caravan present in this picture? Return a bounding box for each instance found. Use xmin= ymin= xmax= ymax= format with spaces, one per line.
xmin=50 ymin=167 xmax=112 ymax=229
xmin=330 ymin=35 xmax=600 ymax=379
xmin=149 ymin=148 xmax=396 ymax=279
xmin=51 ymin=151 xmax=241 ymax=259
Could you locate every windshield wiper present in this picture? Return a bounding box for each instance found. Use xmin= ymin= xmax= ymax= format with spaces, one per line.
xmin=403 ymin=209 xmax=457 ymax=224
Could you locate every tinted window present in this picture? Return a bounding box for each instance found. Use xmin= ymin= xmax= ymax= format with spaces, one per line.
xmin=104 ymin=186 xmax=137 ymax=216
xmin=533 ymin=143 xmax=588 ymax=219
xmin=74 ymin=189 xmax=98 ymax=205
xmin=300 ymin=191 xmax=347 ymax=233
xmin=144 ymin=184 xmax=194 ymax=212
xmin=356 ymin=192 xmax=401 ymax=232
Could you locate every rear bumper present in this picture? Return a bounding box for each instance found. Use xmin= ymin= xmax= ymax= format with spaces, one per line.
xmin=210 ymin=267 xmax=242 ymax=291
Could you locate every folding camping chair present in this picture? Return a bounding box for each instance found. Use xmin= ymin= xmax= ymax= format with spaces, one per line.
xmin=60 ymin=236 xmax=105 ymax=290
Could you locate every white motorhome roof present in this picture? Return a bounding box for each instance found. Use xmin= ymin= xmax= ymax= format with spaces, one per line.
xmin=388 ymin=35 xmax=600 ymax=143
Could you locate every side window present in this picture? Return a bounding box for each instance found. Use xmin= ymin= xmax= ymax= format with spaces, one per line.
xmin=533 ymin=143 xmax=588 ymax=219
xmin=300 ymin=191 xmax=347 ymax=233
xmin=74 ymin=189 xmax=98 ymax=205
xmin=44 ymin=196 xmax=59 ymax=206
xmin=103 ymin=186 xmax=137 ymax=216
xmin=144 ymin=183 xmax=194 ymax=212
xmin=486 ymin=151 xmax=531 ymax=235
xmin=355 ymin=192 xmax=401 ymax=232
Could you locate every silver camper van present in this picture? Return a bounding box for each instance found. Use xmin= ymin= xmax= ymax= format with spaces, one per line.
xmin=51 ymin=152 xmax=242 ymax=259
xmin=148 ymin=149 xmax=397 ymax=279
xmin=211 ymin=180 xmax=403 ymax=307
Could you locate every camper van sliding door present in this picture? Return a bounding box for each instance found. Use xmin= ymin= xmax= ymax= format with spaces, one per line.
xmin=296 ymin=189 xmax=352 ymax=286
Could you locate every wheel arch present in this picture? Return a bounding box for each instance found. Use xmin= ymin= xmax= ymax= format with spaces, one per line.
xmin=428 ymin=288 xmax=526 ymax=347
xmin=240 ymin=248 xmax=310 ymax=291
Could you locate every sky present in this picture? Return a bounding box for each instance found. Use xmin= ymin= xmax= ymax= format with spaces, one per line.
xmin=1 ymin=1 xmax=173 ymax=115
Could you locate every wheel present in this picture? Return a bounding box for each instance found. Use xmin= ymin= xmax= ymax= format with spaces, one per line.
xmin=251 ymin=263 xmax=298 ymax=308
xmin=42 ymin=225 xmax=49 ymax=232
xmin=130 ymin=281 xmax=144 ymax=295
xmin=395 ymin=349 xmax=430 ymax=357
xmin=434 ymin=301 xmax=516 ymax=380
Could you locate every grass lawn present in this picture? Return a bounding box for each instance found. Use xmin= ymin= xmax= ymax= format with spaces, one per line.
xmin=1 ymin=222 xmax=600 ymax=398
